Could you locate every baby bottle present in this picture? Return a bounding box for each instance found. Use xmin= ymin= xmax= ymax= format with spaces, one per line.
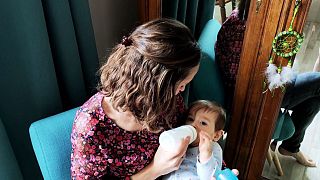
xmin=159 ymin=125 xmax=197 ymax=151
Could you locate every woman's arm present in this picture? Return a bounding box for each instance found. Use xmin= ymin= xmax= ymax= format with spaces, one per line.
xmin=131 ymin=137 xmax=191 ymax=180
xmin=71 ymin=110 xmax=108 ymax=179
xmin=130 ymin=161 xmax=158 ymax=180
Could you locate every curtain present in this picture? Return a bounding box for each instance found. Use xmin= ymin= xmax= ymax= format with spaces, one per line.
xmin=0 ymin=0 xmax=99 ymax=179
xmin=162 ymin=0 xmax=215 ymax=39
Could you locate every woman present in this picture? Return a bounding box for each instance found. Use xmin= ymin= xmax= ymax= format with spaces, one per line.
xmin=70 ymin=18 xmax=201 ymax=179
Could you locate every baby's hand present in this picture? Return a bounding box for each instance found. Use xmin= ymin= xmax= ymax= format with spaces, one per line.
xmin=199 ymin=131 xmax=213 ymax=163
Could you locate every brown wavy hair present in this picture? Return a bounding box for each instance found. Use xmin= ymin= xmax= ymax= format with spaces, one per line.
xmin=99 ymin=18 xmax=201 ymax=132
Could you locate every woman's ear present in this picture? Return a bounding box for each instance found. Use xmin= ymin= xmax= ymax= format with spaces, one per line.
xmin=212 ymin=130 xmax=224 ymax=142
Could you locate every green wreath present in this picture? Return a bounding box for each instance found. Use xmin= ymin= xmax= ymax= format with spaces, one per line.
xmin=271 ymin=0 xmax=304 ymax=58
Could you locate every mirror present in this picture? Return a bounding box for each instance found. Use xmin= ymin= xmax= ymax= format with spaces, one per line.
xmin=262 ymin=1 xmax=320 ymax=179
xmin=159 ymin=0 xmax=251 ymax=146
xmin=212 ymin=0 xmax=250 ymax=147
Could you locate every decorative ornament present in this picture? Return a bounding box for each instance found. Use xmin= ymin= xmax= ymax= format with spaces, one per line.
xmin=121 ymin=36 xmax=133 ymax=47
xmin=265 ymin=0 xmax=304 ymax=92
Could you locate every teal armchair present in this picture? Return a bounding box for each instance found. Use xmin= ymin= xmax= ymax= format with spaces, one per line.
xmin=29 ymin=108 xmax=79 ymax=180
xmin=29 ymin=18 xmax=223 ymax=179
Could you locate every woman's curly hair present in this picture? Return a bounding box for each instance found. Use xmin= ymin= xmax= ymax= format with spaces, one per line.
xmin=99 ymin=18 xmax=201 ymax=132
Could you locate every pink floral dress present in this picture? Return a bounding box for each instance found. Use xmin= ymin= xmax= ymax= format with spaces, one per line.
xmin=70 ymin=92 xmax=185 ymax=179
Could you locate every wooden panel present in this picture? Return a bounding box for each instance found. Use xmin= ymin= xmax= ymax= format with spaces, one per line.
xmin=223 ymin=0 xmax=312 ymax=179
xmin=138 ymin=0 xmax=161 ymax=23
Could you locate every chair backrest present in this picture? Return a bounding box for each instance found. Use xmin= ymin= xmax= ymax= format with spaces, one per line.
xmin=188 ymin=18 xmax=225 ymax=107
xmin=273 ymin=111 xmax=295 ymax=141
xmin=29 ymin=108 xmax=79 ymax=180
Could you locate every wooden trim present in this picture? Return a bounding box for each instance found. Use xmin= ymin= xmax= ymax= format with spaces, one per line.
xmin=138 ymin=0 xmax=161 ymax=24
xmin=223 ymin=0 xmax=312 ymax=179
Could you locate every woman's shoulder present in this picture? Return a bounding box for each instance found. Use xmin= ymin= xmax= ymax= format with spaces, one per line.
xmin=79 ymin=92 xmax=104 ymax=113
xmin=222 ymin=9 xmax=245 ymax=28
xmin=72 ymin=92 xmax=105 ymax=134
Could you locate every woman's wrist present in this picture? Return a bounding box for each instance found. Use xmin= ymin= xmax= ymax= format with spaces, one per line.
xmin=131 ymin=161 xmax=159 ymax=180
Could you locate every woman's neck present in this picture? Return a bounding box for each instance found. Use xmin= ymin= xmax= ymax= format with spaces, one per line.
xmin=102 ymin=96 xmax=143 ymax=132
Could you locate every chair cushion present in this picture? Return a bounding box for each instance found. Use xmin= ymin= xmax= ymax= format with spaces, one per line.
xmin=189 ymin=19 xmax=224 ymax=106
xmin=29 ymin=108 xmax=79 ymax=180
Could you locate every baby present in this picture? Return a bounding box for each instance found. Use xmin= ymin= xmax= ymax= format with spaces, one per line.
xmin=163 ymin=100 xmax=226 ymax=180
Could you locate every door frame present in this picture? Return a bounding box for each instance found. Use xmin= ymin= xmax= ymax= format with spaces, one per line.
xmin=138 ymin=0 xmax=161 ymax=23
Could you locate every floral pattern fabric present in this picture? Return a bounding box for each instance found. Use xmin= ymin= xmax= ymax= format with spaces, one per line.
xmin=70 ymin=92 xmax=185 ymax=179
xmin=215 ymin=9 xmax=246 ymax=112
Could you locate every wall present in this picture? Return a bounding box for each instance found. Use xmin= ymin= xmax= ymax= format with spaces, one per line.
xmin=293 ymin=0 xmax=320 ymax=72
xmin=307 ymin=0 xmax=320 ymax=23
xmin=88 ymin=0 xmax=140 ymax=63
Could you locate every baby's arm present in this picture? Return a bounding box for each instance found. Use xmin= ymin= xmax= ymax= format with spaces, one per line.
xmin=197 ymin=132 xmax=223 ymax=180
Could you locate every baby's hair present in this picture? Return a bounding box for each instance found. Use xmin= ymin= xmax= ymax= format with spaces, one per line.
xmin=188 ymin=100 xmax=226 ymax=131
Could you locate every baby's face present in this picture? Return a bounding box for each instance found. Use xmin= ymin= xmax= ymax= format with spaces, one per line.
xmin=186 ymin=109 xmax=219 ymax=146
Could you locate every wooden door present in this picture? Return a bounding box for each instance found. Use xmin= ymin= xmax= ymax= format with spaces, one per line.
xmin=137 ymin=0 xmax=161 ymax=23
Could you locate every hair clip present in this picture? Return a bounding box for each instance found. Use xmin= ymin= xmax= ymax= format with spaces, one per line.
xmin=121 ymin=36 xmax=133 ymax=47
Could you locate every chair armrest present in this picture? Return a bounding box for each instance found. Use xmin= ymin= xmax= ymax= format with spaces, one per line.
xmin=29 ymin=107 xmax=79 ymax=180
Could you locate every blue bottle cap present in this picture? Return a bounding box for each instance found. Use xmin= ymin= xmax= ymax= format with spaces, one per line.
xmin=216 ymin=168 xmax=238 ymax=180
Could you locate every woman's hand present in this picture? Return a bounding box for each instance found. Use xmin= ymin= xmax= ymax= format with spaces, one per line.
xmin=131 ymin=136 xmax=190 ymax=180
xmin=152 ymin=136 xmax=191 ymax=177
xmin=199 ymin=131 xmax=213 ymax=163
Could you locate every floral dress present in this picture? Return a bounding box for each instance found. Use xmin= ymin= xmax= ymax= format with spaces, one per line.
xmin=70 ymin=92 xmax=185 ymax=179
xmin=215 ymin=9 xmax=246 ymax=112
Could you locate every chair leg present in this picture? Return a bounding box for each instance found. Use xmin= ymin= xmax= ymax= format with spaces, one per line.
xmin=218 ymin=0 xmax=227 ymax=23
xmin=272 ymin=152 xmax=284 ymax=176
xmin=266 ymin=147 xmax=273 ymax=166
xmin=231 ymin=0 xmax=237 ymax=10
